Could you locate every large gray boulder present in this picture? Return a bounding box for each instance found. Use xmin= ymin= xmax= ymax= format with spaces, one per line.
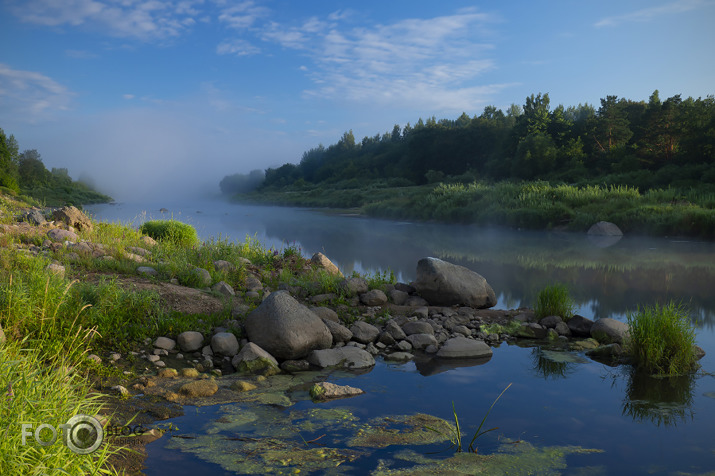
xmin=47 ymin=228 xmax=78 ymax=242
xmin=359 ymin=289 xmax=388 ymax=306
xmin=177 ymin=331 xmax=204 ymax=352
xmin=590 ymin=318 xmax=629 ymax=344
xmin=322 ymin=319 xmax=353 ymax=343
xmin=414 ymin=257 xmax=496 ymax=309
xmin=52 ymin=206 xmax=93 ymax=232
xmin=436 ymin=337 xmax=493 ymax=359
xmin=567 ymin=315 xmax=594 ymax=337
xmin=311 ymin=252 xmax=343 ymax=277
xmin=349 ymin=321 xmax=380 ymax=344
xmin=587 ymin=221 xmax=623 ymax=236
xmin=307 ymin=347 xmax=375 ymax=369
xmin=211 ymin=332 xmax=239 ymax=356
xmin=244 ymin=291 xmax=332 ymax=360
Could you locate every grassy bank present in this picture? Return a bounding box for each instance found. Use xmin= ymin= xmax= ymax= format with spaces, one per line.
xmin=240 ymin=179 xmax=715 ymax=238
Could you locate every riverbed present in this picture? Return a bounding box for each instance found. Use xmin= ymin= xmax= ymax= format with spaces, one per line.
xmin=86 ymin=198 xmax=715 ymax=475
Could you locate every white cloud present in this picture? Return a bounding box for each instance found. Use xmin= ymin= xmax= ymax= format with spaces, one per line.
xmin=217 ymin=0 xmax=268 ymax=29
xmin=7 ymin=0 xmax=204 ymax=40
xmin=0 ymin=64 xmax=73 ymax=123
xmin=216 ymin=38 xmax=260 ymax=56
xmin=123 ymin=94 xmax=135 ymax=99
xmin=595 ymin=0 xmax=711 ymax=27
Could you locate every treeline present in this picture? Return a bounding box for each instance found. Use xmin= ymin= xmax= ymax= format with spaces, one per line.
xmin=0 ymin=127 xmax=111 ymax=206
xmin=259 ymin=91 xmax=715 ymax=191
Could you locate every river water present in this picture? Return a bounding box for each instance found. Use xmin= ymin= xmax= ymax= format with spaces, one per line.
xmin=86 ymin=198 xmax=715 ymax=475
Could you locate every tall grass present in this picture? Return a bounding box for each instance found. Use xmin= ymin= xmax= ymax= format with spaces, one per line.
xmin=139 ymin=219 xmax=198 ymax=247
xmin=534 ymin=284 xmax=576 ymax=320
xmin=626 ymin=302 xmax=697 ymax=376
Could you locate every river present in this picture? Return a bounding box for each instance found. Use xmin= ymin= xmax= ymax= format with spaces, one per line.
xmin=86 ymin=198 xmax=715 ymax=475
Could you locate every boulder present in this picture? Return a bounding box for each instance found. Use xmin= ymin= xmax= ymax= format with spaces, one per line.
xmin=126 ymin=246 xmax=151 ymax=257
xmin=154 ymin=337 xmax=176 ymax=351
xmin=384 ymin=352 xmax=414 ymax=362
xmin=211 ymin=332 xmax=239 ymax=356
xmin=388 ymin=289 xmax=409 ymax=305
xmin=244 ymin=291 xmax=332 ymax=360
xmin=310 ymin=306 xmax=339 ymax=323
xmin=139 ymin=236 xmax=157 ymax=247
xmin=179 ymin=380 xmax=218 ymax=398
xmin=323 ymin=319 xmax=353 ymax=343
xmin=23 ymin=210 xmax=46 ymax=225
xmin=359 ymin=289 xmax=388 ymax=306
xmin=339 ymin=277 xmax=369 ymax=296
xmin=177 ymin=331 xmax=204 ymax=352
xmin=310 ymin=382 xmax=364 ymax=401
xmin=539 ymin=315 xmax=563 ymax=329
xmin=280 ymin=360 xmax=311 ymax=372
xmin=587 ymin=221 xmax=623 ymax=236
xmin=52 ymin=206 xmax=93 ymax=232
xmin=567 ymin=315 xmax=594 ymax=337
xmin=47 ymin=228 xmax=78 ymax=242
xmin=211 ymin=281 xmax=235 ymax=296
xmin=232 ymin=342 xmax=280 ymax=374
xmin=590 ymin=318 xmax=629 ymax=344
xmin=307 ymin=347 xmax=375 ymax=369
xmin=349 ymin=321 xmax=380 ymax=344
xmin=414 ymin=257 xmax=496 ymax=309
xmin=402 ymin=321 xmax=434 ymax=336
xmin=515 ymin=323 xmax=547 ymax=339
xmin=436 ymin=337 xmax=493 ymax=359
xmin=192 ymin=267 xmax=212 ymax=287
xmin=406 ymin=333 xmax=438 ymax=350
xmin=45 ymin=263 xmax=66 ymax=278
xmin=311 ymin=252 xmax=342 ymax=277
xmin=137 ymin=266 xmax=157 ymax=277
xmin=213 ymin=260 xmax=236 ymax=272
xmin=394 ymin=282 xmax=416 ymax=294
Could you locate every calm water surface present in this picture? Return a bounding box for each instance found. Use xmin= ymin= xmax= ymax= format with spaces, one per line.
xmin=87 ymin=199 xmax=715 ymax=475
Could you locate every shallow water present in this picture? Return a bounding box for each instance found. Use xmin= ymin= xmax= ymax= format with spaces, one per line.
xmin=87 ymin=198 xmax=715 ymax=475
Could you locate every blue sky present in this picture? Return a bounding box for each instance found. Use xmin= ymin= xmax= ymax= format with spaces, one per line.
xmin=1 ymin=0 xmax=714 ymax=200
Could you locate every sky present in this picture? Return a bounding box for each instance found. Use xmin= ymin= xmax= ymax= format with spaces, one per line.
xmin=1 ymin=0 xmax=714 ymax=201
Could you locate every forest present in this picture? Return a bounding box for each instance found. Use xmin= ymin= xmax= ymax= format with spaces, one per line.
xmin=0 ymin=128 xmax=110 ymax=206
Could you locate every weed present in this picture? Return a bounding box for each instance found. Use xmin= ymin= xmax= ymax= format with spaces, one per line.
xmin=626 ymin=302 xmax=697 ymax=376
xmin=534 ymin=284 xmax=575 ymax=321
xmin=139 ymin=219 xmax=199 ymax=247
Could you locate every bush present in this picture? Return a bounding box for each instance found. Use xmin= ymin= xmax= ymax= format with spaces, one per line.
xmin=626 ymin=302 xmax=697 ymax=376
xmin=535 ymin=284 xmax=575 ymax=320
xmin=139 ymin=219 xmax=198 ymax=247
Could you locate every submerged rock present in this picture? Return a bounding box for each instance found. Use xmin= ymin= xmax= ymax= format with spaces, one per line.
xmin=414 ymin=257 xmax=496 ymax=309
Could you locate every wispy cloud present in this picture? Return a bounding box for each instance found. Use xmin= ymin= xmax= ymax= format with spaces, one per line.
xmin=217 ymin=0 xmax=268 ymax=29
xmin=0 ymin=64 xmax=73 ymax=122
xmin=7 ymin=0 xmax=203 ymax=40
xmin=595 ymin=0 xmax=712 ymax=27
xmin=263 ymin=8 xmax=506 ymax=111
xmin=216 ymin=38 xmax=260 ymax=56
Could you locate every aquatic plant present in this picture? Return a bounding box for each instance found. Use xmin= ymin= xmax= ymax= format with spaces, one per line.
xmin=626 ymin=302 xmax=697 ymax=376
xmin=139 ymin=219 xmax=199 ymax=247
xmin=534 ymin=284 xmax=575 ymax=321
xmin=429 ymin=383 xmax=512 ymax=453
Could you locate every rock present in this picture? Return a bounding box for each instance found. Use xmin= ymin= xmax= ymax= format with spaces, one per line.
xmin=586 ymin=343 xmax=624 ymax=360
xmin=211 ymin=281 xmax=235 ymax=296
xmin=111 ymin=385 xmax=130 ymax=397
xmin=405 ymin=296 xmax=429 ymax=307
xmin=47 ymin=228 xmax=78 ymax=242
xmin=310 ymin=293 xmax=337 ymax=304
xmin=388 ymin=289 xmax=409 ymax=305
xmin=385 ymin=320 xmax=407 ymax=340
xmin=359 ymin=289 xmax=388 ymax=306
xmin=109 ymin=352 xmax=121 ymax=361
xmin=126 ymin=246 xmax=151 ymax=257
xmin=384 ymin=352 xmax=414 ymax=362
xmin=180 ymin=368 xmax=199 ymax=378
xmin=310 ymin=306 xmax=339 ymax=323
xmin=414 ymin=257 xmax=496 ymax=309
xmin=567 ymin=315 xmax=594 ymax=337
xmin=213 ymin=260 xmax=236 ymax=272
xmin=436 ymin=337 xmax=492 ymax=359
xmin=232 ymin=380 xmax=257 ymax=392
xmin=177 ymin=331 xmax=204 ymax=352
xmin=139 ymin=236 xmax=157 ymax=247
xmin=323 ymin=319 xmax=353 ymax=343
xmin=245 ymin=291 xmax=332 ymax=360
xmin=52 ymin=206 xmax=93 ymax=232
xmin=378 ymin=331 xmax=395 ymax=345
xmin=554 ymin=321 xmax=572 ymax=337
xmin=590 ymin=318 xmax=629 ymax=344
xmin=694 ymin=345 xmax=706 ymax=360
xmin=570 ymin=338 xmax=600 ymax=351
xmin=307 ymin=347 xmax=375 ymax=369
xmin=154 ymin=337 xmax=176 ymax=351
xmin=516 ymin=323 xmax=547 ymax=339
xmin=402 ymin=321 xmax=434 ymax=336
xmin=310 ymin=382 xmax=364 ymax=401
xmin=339 ymin=277 xmax=369 ymax=296
xmin=137 ymin=266 xmax=158 ymax=277
xmin=406 ymin=333 xmax=438 ymax=350
xmin=123 ymin=251 xmax=146 ymax=263
xmin=23 ymin=210 xmax=46 ymax=225
xmin=311 ymin=252 xmax=342 ymax=276
xmin=87 ymin=354 xmax=102 ymax=364
xmin=539 ymin=315 xmax=563 ymax=329
xmin=211 ymin=332 xmax=239 ymax=356
xmin=394 ymin=282 xmax=416 ymax=294
xmin=231 ymin=342 xmax=280 ymax=375
xmin=192 ymin=267 xmax=212 ymax=287
xmin=245 ymin=274 xmax=263 ymax=291
xmin=349 ymin=321 xmax=380 ymax=344
xmin=147 ymin=355 xmax=160 ymax=362
xmin=452 ymin=325 xmax=472 ymax=336
xmin=45 ymin=263 xmax=65 ymax=278
xmin=280 ymin=360 xmax=311 ymax=372
xmin=179 ymin=380 xmax=218 ymax=398
xmin=396 ymin=340 xmax=413 ymax=352
xmin=587 ymin=221 xmax=623 ymax=236
xmin=157 ymin=368 xmax=178 ymax=378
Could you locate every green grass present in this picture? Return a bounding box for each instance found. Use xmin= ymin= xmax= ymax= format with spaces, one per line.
xmin=626 ymin=302 xmax=697 ymax=376
xmin=534 ymin=284 xmax=576 ymax=321
xmin=139 ymin=219 xmax=199 ymax=247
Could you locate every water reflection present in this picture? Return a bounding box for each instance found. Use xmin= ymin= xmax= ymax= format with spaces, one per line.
xmin=621 ymin=370 xmax=695 ymax=427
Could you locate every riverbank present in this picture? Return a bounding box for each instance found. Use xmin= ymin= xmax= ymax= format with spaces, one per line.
xmin=237 ymin=179 xmax=715 ymax=238
xmin=1 ymin=193 xmax=709 ymax=474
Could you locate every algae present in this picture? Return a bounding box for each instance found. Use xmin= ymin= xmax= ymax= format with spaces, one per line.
xmin=348 ymin=413 xmax=453 ymax=448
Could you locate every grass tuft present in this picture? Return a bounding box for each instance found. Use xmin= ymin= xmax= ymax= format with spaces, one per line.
xmin=626 ymin=302 xmax=697 ymax=376
xmin=139 ymin=219 xmax=199 ymax=247
xmin=534 ymin=284 xmax=576 ymax=321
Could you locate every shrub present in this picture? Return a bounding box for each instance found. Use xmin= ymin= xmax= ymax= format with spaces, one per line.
xmin=626 ymin=302 xmax=697 ymax=376
xmin=139 ymin=219 xmax=198 ymax=247
xmin=534 ymin=284 xmax=575 ymax=320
